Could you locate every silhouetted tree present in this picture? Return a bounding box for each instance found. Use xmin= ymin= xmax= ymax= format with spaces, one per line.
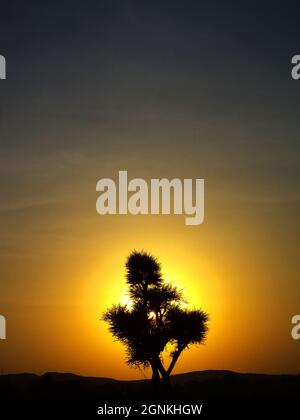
xmin=103 ymin=251 xmax=209 ymax=398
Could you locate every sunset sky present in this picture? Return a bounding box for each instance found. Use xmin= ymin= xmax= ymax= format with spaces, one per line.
xmin=0 ymin=1 xmax=299 ymax=378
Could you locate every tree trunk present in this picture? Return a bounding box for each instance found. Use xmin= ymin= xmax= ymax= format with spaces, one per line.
xmin=156 ymin=358 xmax=173 ymax=397
xmin=150 ymin=361 xmax=160 ymax=400
xmin=162 ymin=372 xmax=172 ymax=397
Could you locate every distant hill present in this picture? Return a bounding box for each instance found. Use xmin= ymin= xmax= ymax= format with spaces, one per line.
xmin=0 ymin=370 xmax=299 ymax=401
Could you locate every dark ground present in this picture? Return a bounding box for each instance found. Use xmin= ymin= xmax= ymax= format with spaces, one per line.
xmin=1 ymin=370 xmax=299 ymax=418
xmin=0 ymin=369 xmax=299 ymax=401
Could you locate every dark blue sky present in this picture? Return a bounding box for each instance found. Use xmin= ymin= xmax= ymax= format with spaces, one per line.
xmin=0 ymin=1 xmax=299 ymax=186
xmin=1 ymin=1 xmax=300 ymax=149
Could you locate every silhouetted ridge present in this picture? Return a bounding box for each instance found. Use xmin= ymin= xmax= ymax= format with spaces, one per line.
xmin=0 ymin=370 xmax=299 ymax=401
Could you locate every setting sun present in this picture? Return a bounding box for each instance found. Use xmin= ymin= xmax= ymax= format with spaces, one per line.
xmin=120 ymin=295 xmax=133 ymax=309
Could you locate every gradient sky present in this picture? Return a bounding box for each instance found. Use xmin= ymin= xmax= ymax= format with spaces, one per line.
xmin=0 ymin=1 xmax=299 ymax=378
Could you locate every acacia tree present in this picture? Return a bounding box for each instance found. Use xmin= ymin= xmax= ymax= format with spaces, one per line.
xmin=103 ymin=251 xmax=208 ymax=396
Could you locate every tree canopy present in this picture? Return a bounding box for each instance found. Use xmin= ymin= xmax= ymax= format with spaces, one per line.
xmin=103 ymin=251 xmax=209 ymax=393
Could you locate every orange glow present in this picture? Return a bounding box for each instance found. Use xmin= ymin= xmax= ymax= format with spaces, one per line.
xmin=1 ymin=166 xmax=299 ymax=378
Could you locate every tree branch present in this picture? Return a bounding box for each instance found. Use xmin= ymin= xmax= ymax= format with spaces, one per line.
xmin=167 ymin=343 xmax=185 ymax=375
xmin=156 ymin=357 xmax=167 ymax=378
